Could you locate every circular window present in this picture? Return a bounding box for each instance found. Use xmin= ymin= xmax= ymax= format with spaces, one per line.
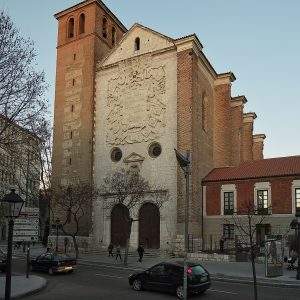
xmin=148 ymin=142 xmax=162 ymax=158
xmin=111 ymin=147 xmax=122 ymax=162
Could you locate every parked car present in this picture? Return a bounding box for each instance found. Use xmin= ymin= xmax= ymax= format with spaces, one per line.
xmin=30 ymin=252 xmax=76 ymax=275
xmin=128 ymin=261 xmax=211 ymax=299
xmin=0 ymin=249 xmax=7 ymax=273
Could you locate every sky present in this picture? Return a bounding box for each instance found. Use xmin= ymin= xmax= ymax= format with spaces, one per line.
xmin=0 ymin=0 xmax=299 ymax=158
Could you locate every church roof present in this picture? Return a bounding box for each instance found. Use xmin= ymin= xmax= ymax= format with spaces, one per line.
xmin=203 ymin=156 xmax=300 ymax=183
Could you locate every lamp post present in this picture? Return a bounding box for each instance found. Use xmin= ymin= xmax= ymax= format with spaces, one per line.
xmin=55 ymin=218 xmax=60 ymax=253
xmin=174 ymin=149 xmax=191 ymax=300
xmin=1 ymin=189 xmax=24 ymax=300
xmin=290 ymin=210 xmax=300 ymax=280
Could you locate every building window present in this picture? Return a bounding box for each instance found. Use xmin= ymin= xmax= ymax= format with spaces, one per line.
xmin=71 ymin=105 xmax=74 ymax=112
xmin=224 ymin=192 xmax=234 ymax=215
xmin=70 ymin=131 xmax=73 ymax=139
xmin=68 ymin=18 xmax=75 ymax=38
xmin=111 ymin=147 xmax=122 ymax=162
xmin=257 ymin=190 xmax=269 ymax=214
xmin=79 ymin=13 xmax=85 ymax=34
xmin=112 ymin=26 xmax=116 ymax=46
xmin=223 ymin=224 xmax=234 ymax=240
xmin=134 ymin=37 xmax=140 ymax=51
xmin=148 ymin=142 xmax=162 ymax=158
xmin=72 ymin=78 xmax=75 ymax=86
xmin=296 ymin=188 xmax=300 ymax=213
xmin=73 ymin=53 xmax=76 ymax=60
xmin=69 ymin=157 xmax=72 ymax=165
xmin=102 ymin=17 xmax=108 ymax=38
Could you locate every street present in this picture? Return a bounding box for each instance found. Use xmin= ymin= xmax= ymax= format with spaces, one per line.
xmin=7 ymin=257 xmax=300 ymax=300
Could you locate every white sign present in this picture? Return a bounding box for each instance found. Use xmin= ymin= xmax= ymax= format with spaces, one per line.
xmin=13 ymin=207 xmax=39 ymax=242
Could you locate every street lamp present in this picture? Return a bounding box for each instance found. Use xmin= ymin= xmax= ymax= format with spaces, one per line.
xmin=1 ymin=189 xmax=24 ymax=300
xmin=174 ymin=149 xmax=191 ymax=300
xmin=290 ymin=210 xmax=300 ymax=280
xmin=55 ymin=218 xmax=60 ymax=253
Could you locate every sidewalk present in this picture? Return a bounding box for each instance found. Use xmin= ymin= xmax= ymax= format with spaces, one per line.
xmin=0 ymin=275 xmax=47 ymax=300
xmin=2 ymin=243 xmax=300 ymax=288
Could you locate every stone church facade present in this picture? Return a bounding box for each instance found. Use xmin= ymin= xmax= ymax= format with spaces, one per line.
xmin=52 ymin=0 xmax=265 ymax=250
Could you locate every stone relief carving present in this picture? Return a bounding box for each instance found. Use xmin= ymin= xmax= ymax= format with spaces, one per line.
xmin=106 ymin=57 xmax=166 ymax=145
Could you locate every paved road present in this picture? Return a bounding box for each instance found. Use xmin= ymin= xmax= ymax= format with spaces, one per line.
xmin=10 ymin=258 xmax=300 ymax=300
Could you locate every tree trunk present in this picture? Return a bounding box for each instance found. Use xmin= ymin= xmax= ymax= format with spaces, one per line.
xmin=248 ymin=216 xmax=258 ymax=300
xmin=71 ymin=235 xmax=79 ymax=259
xmin=123 ymin=219 xmax=133 ymax=266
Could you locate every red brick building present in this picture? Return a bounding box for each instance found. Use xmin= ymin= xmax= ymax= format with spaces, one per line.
xmin=202 ymin=156 xmax=300 ymax=249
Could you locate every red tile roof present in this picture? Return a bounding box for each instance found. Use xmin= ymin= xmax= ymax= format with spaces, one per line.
xmin=203 ymin=156 xmax=300 ymax=183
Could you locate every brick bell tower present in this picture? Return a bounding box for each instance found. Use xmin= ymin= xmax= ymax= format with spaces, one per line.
xmin=52 ymin=0 xmax=126 ymax=234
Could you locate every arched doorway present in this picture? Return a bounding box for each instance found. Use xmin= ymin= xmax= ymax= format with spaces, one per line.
xmin=111 ymin=204 xmax=130 ymax=247
xmin=139 ymin=202 xmax=160 ymax=249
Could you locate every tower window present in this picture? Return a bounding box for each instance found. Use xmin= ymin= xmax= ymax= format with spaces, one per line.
xmin=102 ymin=17 xmax=108 ymax=38
xmin=70 ymin=131 xmax=73 ymax=139
xmin=135 ymin=37 xmax=140 ymax=51
xmin=71 ymin=104 xmax=74 ymax=112
xmin=68 ymin=18 xmax=75 ymax=38
xmin=79 ymin=13 xmax=85 ymax=34
xmin=112 ymin=26 xmax=116 ymax=46
xmin=72 ymin=78 xmax=75 ymax=86
xmin=69 ymin=157 xmax=72 ymax=165
xmin=73 ymin=53 xmax=76 ymax=60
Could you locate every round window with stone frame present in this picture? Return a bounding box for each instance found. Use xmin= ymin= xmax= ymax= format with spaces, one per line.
xmin=148 ymin=142 xmax=162 ymax=158
xmin=110 ymin=147 xmax=122 ymax=162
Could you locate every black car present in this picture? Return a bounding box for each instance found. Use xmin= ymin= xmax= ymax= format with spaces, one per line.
xmin=30 ymin=252 xmax=76 ymax=275
xmin=129 ymin=261 xmax=211 ymax=299
xmin=0 ymin=249 xmax=7 ymax=273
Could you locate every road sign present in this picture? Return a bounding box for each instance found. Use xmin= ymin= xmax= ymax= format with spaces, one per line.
xmin=13 ymin=207 xmax=39 ymax=242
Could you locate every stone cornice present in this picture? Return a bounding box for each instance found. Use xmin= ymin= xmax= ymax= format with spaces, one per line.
xmin=230 ymin=95 xmax=247 ymax=107
xmin=215 ymin=72 xmax=236 ymax=85
xmin=243 ymin=112 xmax=257 ymax=123
xmin=54 ymin=0 xmax=127 ymax=32
xmin=253 ymin=134 xmax=266 ymax=142
xmin=174 ymin=35 xmax=217 ymax=80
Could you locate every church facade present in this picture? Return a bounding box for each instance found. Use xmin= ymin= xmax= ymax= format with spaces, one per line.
xmin=52 ymin=0 xmax=266 ymax=250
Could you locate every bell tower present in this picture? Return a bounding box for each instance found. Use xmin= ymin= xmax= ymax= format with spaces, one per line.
xmin=52 ymin=0 xmax=127 ymax=190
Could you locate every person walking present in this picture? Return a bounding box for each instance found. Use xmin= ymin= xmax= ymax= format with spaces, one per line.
xmin=115 ymin=244 xmax=122 ymax=261
xmin=137 ymin=244 xmax=145 ymax=263
xmin=108 ymin=243 xmax=114 ymax=257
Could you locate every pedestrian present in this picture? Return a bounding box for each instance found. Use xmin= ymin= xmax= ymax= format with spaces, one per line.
xmin=219 ymin=236 xmax=225 ymax=253
xmin=137 ymin=244 xmax=145 ymax=263
xmin=108 ymin=243 xmax=114 ymax=257
xmin=115 ymin=244 xmax=122 ymax=261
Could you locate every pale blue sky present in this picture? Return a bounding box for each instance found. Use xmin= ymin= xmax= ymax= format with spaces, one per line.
xmin=1 ymin=0 xmax=299 ymax=158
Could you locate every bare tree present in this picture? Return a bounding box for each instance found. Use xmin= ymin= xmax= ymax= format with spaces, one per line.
xmin=0 ymin=10 xmax=47 ymax=148
xmin=52 ymin=182 xmax=99 ymax=259
xmin=229 ymin=199 xmax=271 ymax=300
xmin=100 ymin=168 xmax=168 ymax=266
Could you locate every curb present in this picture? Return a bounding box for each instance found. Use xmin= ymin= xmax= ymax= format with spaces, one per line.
xmin=211 ymin=275 xmax=300 ymax=289
xmin=0 ymin=277 xmax=47 ymax=300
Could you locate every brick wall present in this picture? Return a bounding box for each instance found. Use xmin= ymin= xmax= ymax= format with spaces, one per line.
xmin=52 ymin=0 xmax=126 ymax=235
xmin=241 ymin=113 xmax=256 ymax=162
xmin=253 ymin=134 xmax=266 ymax=160
xmin=204 ymin=176 xmax=296 ymax=215
xmin=213 ymin=76 xmax=233 ymax=167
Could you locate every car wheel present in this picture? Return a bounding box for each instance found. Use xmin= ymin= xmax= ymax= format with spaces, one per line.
xmin=48 ymin=267 xmax=54 ymax=275
xmin=132 ymin=278 xmax=142 ymax=291
xmin=176 ymin=285 xmax=184 ymax=299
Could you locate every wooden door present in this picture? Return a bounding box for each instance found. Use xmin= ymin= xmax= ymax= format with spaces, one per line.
xmin=139 ymin=203 xmax=160 ymax=249
xmin=111 ymin=204 xmax=130 ymax=247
